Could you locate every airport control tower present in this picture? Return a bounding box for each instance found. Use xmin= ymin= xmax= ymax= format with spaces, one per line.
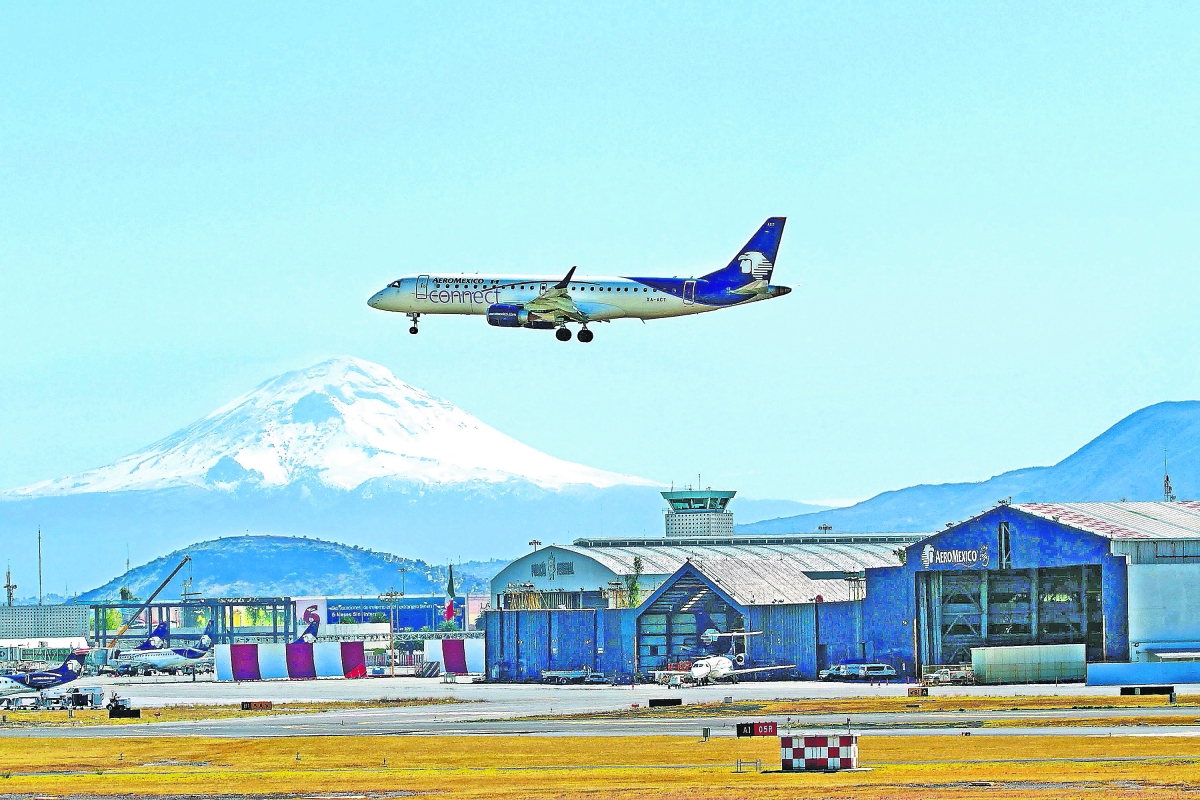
xmin=661 ymin=489 xmax=736 ymax=537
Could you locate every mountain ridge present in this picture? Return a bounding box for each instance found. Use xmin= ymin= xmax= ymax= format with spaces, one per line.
xmin=738 ymin=400 xmax=1200 ymax=535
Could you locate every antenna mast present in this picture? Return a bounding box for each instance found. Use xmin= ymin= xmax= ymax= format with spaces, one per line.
xmin=1164 ymin=450 xmax=1176 ymax=502
xmin=4 ymin=565 xmax=15 ymax=606
xmin=37 ymin=527 xmax=42 ymax=606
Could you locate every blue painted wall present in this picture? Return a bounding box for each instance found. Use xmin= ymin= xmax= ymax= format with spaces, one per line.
xmin=853 ymin=505 xmax=1130 ymax=670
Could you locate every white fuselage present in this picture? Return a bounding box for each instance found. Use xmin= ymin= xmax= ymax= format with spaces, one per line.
xmin=690 ymin=656 xmax=737 ymax=682
xmin=0 ymin=676 xmax=34 ymax=697
xmin=116 ymin=649 xmax=208 ymax=672
xmin=369 ymin=274 xmax=726 ymax=321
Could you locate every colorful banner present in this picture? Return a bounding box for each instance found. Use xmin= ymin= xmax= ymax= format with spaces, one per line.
xmin=215 ymin=641 xmax=366 ymax=681
xmin=423 ymin=638 xmax=485 ymax=674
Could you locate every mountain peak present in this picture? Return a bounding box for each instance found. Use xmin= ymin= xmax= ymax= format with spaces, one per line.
xmin=6 ymin=357 xmax=653 ymax=498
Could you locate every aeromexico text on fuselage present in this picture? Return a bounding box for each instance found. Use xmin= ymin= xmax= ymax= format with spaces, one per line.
xmin=366 ymin=216 xmax=792 ymax=340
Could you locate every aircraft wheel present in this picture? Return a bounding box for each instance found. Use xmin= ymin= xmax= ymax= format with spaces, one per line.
xmin=555 ymin=327 xmax=572 ymax=342
xmin=578 ymin=329 xmax=594 ymax=343
xmin=409 ymin=326 xmax=419 ymax=335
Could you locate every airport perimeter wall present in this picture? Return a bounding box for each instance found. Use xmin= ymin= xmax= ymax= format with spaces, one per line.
xmin=1087 ymin=661 xmax=1200 ymax=686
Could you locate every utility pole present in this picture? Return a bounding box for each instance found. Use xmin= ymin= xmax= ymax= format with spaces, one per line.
xmin=379 ymin=587 xmax=403 ymax=678
xmin=4 ymin=565 xmax=15 ymax=606
xmin=398 ymin=566 xmax=408 ymax=596
xmin=1165 ymin=451 xmax=1177 ymax=502
xmin=38 ymin=527 xmax=42 ymax=605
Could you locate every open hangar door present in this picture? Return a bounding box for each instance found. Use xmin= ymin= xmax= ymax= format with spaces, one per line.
xmin=917 ymin=566 xmax=1104 ymax=665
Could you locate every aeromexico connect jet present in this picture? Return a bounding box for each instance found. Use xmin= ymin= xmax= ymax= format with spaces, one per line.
xmin=367 ymin=217 xmax=791 ymax=341
xmin=0 ymin=650 xmax=87 ymax=698
xmin=113 ymin=619 xmax=216 ymax=673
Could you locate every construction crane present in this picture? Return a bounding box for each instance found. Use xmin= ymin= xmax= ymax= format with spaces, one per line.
xmin=105 ymin=555 xmax=192 ymax=649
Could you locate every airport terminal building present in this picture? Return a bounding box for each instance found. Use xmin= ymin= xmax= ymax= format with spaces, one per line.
xmin=483 ymin=495 xmax=1200 ymax=681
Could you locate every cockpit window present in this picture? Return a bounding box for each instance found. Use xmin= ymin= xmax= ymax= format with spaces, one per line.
xmin=388 ymin=280 xmax=402 ymax=288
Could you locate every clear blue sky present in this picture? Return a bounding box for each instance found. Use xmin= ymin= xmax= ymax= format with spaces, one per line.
xmin=2 ymin=4 xmax=1198 ymax=504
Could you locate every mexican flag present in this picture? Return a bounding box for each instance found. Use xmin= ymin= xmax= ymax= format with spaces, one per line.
xmin=444 ymin=565 xmax=456 ymax=622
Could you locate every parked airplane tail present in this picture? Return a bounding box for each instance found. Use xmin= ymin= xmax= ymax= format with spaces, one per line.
xmin=197 ymin=618 xmax=216 ymax=652
xmin=137 ymin=622 xmax=170 ymax=650
xmin=702 ymin=217 xmax=786 ymax=286
xmin=54 ymin=649 xmax=88 ymax=678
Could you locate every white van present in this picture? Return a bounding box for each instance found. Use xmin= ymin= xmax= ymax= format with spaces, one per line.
xmin=853 ymin=663 xmax=897 ymax=681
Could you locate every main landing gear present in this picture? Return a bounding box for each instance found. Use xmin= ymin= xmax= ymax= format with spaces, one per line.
xmin=557 ymin=325 xmax=593 ymax=343
xmin=407 ymin=313 xmax=420 ymax=335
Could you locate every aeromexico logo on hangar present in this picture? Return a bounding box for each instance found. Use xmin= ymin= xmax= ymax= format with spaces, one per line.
xmin=920 ymin=544 xmax=990 ymax=569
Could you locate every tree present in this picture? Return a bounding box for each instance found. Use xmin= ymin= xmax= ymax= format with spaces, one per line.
xmin=118 ymin=587 xmax=139 ymax=602
xmin=623 ymin=556 xmax=644 ymax=608
xmin=370 ymin=612 xmax=389 ymax=624
xmin=437 ymin=620 xmax=459 ymax=632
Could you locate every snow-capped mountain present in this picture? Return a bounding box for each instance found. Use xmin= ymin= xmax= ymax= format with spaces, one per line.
xmin=0 ymin=357 xmax=667 ymax=593
xmin=6 ymin=356 xmax=652 ymax=498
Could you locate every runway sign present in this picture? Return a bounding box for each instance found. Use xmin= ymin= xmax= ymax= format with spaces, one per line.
xmin=736 ymin=721 xmax=777 ymax=737
xmin=780 ymin=735 xmax=858 ymax=771
xmin=215 ymin=642 xmax=366 ymax=681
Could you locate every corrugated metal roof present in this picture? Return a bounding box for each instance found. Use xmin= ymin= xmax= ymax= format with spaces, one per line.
xmin=544 ymin=539 xmax=901 ymax=605
xmin=1015 ymin=501 xmax=1200 ymax=540
xmin=557 ymin=540 xmax=902 ymax=576
xmin=684 ymin=557 xmax=857 ymax=605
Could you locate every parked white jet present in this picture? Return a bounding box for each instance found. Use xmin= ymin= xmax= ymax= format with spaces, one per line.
xmin=112 ymin=619 xmax=215 ymax=674
xmin=367 ymin=217 xmax=791 ymax=341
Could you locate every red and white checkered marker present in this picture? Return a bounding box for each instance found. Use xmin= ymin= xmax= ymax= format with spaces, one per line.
xmin=779 ymin=735 xmax=858 ymax=771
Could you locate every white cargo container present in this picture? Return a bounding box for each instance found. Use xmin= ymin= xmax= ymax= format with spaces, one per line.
xmin=971 ymin=644 xmax=1086 ymax=684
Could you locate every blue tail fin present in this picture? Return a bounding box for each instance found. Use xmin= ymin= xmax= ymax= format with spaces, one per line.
xmin=55 ymin=649 xmax=88 ymax=679
xmin=197 ymin=619 xmax=216 ymax=652
xmin=702 ymin=217 xmax=786 ymax=285
xmin=137 ymin=622 xmax=169 ymax=650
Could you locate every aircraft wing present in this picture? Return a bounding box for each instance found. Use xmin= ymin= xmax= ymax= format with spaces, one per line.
xmin=730 ymin=664 xmax=796 ymax=675
xmin=526 ymin=267 xmax=587 ymax=322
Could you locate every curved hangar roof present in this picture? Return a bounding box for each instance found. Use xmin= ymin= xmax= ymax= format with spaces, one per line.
xmin=492 ymin=535 xmax=916 ymax=606
xmin=569 ymin=539 xmax=906 ymax=577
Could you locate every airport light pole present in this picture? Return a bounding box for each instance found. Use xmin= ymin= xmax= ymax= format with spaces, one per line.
xmin=379 ymin=587 xmax=403 ymax=678
xmin=529 ymin=539 xmax=541 ymax=551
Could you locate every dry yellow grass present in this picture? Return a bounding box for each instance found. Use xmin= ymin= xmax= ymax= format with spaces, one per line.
xmin=0 ymin=697 xmax=469 ymax=728
xmin=1 ymin=734 xmax=1198 ymax=799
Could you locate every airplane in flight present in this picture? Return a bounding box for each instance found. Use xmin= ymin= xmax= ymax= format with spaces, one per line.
xmin=0 ymin=650 xmax=88 ymax=697
xmin=112 ymin=619 xmax=216 ymax=675
xmin=367 ymin=217 xmax=791 ymax=341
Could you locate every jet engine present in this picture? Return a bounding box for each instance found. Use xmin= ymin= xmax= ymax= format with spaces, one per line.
xmin=486 ymin=304 xmax=556 ymax=329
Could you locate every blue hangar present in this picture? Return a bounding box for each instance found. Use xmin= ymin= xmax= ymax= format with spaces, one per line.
xmin=481 ymin=497 xmax=1200 ymax=681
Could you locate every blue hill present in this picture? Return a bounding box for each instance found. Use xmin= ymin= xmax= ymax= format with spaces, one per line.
xmin=738 ymin=401 xmax=1200 ymax=535
xmin=75 ymin=535 xmax=503 ymax=602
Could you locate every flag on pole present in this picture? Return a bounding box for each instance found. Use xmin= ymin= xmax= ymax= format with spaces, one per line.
xmin=444 ymin=565 xmax=456 ymax=623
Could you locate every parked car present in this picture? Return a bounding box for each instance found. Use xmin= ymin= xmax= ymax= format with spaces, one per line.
xmin=851 ymin=663 xmax=897 ymax=681
xmin=819 ymin=664 xmax=853 ymax=681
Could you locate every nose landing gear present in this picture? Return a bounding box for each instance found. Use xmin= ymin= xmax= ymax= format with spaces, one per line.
xmin=407 ymin=313 xmax=420 ymax=335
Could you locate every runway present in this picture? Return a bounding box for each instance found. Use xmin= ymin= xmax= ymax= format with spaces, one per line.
xmin=4 ymin=677 xmax=1200 ymax=739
